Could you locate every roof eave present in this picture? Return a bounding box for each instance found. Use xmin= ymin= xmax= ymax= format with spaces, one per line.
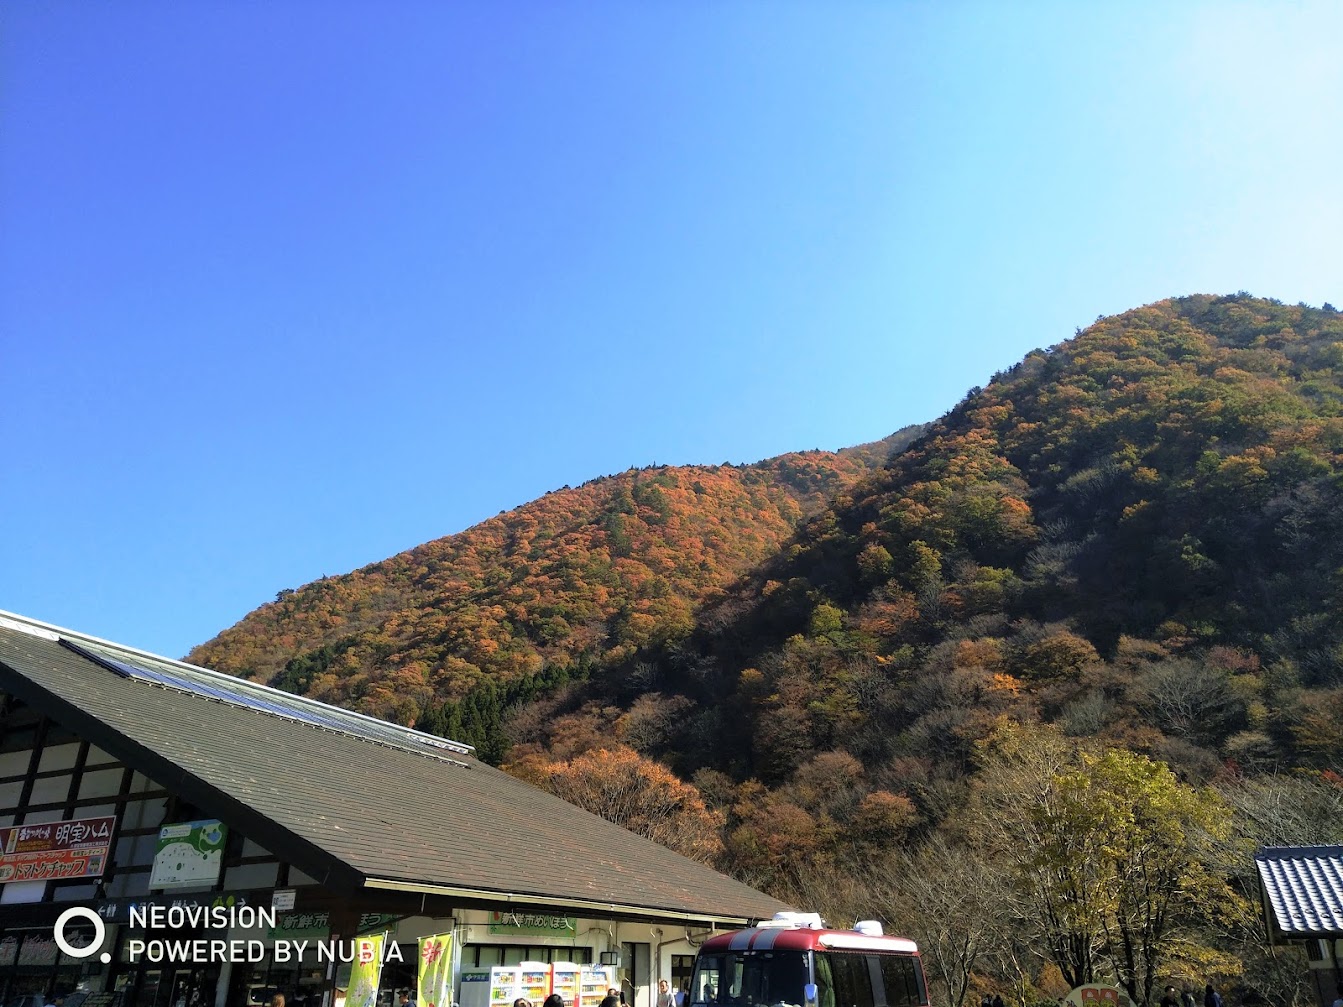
xmin=362 ymin=876 xmax=766 ymax=927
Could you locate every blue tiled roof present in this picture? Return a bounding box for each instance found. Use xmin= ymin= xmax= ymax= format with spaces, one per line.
xmin=1256 ymin=846 xmax=1343 ymax=938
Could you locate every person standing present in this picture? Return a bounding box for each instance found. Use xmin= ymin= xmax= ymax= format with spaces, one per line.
xmin=1203 ymin=986 xmax=1222 ymax=1007
xmin=657 ymin=982 xmax=674 ymax=1007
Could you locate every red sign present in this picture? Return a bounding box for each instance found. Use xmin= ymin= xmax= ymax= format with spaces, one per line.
xmin=0 ymin=815 xmax=116 ymax=883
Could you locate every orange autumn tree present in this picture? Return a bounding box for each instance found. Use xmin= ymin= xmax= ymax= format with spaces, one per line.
xmin=506 ymin=746 xmax=724 ymax=865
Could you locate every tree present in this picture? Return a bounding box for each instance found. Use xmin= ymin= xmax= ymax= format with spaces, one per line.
xmin=972 ymin=726 xmax=1107 ymax=988
xmin=1068 ymin=750 xmax=1245 ymax=1007
xmin=863 ymin=837 xmax=1010 ymax=1007
xmin=506 ymin=745 xmax=724 ymax=864
xmin=970 ymin=726 xmax=1245 ymax=1005
xmin=1134 ymin=659 xmax=1243 ymax=744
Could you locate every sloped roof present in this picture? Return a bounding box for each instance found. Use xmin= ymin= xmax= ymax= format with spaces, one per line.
xmin=0 ymin=611 xmax=788 ymax=926
xmin=1255 ymin=845 xmax=1343 ymax=939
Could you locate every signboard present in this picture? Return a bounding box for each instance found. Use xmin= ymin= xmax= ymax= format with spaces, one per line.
xmin=270 ymin=912 xmax=332 ymax=941
xmin=1065 ymin=987 xmax=1133 ymax=1007
xmin=0 ymin=815 xmax=115 ymax=883
xmin=269 ymin=912 xmax=402 ymax=942
xmin=487 ymin=911 xmax=576 ymax=937
xmin=149 ymin=820 xmax=227 ymax=891
xmin=347 ymin=934 xmax=386 ymax=1007
xmin=18 ymin=933 xmax=59 ymax=966
xmin=418 ymin=932 xmax=455 ymax=1007
xmin=272 ymin=889 xmax=297 ymax=911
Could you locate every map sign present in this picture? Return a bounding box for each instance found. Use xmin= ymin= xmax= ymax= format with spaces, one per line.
xmin=149 ymin=819 xmax=228 ymax=890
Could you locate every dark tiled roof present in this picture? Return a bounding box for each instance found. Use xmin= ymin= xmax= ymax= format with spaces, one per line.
xmin=0 ymin=613 xmax=788 ymax=925
xmin=1255 ymin=845 xmax=1343 ymax=938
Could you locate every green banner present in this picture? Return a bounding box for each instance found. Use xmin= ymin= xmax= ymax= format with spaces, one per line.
xmin=268 ymin=912 xmax=401 ymax=941
xmin=487 ymin=911 xmax=576 ymax=937
xmin=418 ymin=932 xmax=454 ymax=1007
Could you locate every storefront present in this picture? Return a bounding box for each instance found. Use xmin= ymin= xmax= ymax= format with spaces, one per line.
xmin=0 ymin=612 xmax=787 ymax=1007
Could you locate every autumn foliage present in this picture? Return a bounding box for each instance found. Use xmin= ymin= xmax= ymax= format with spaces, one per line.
xmin=193 ymin=295 xmax=1343 ymax=1006
xmin=504 ymin=745 xmax=724 ymax=865
xmin=187 ymin=436 xmax=920 ymax=728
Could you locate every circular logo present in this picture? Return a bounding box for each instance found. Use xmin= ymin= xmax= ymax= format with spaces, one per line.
xmin=53 ymin=907 xmax=109 ymax=963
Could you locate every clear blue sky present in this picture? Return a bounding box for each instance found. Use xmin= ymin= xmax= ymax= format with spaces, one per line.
xmin=3 ymin=2 xmax=1340 ymax=660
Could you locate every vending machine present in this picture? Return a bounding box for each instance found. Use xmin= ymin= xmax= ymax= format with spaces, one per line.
xmin=518 ymin=964 xmax=551 ymax=1006
xmin=578 ymin=968 xmax=611 ymax=1007
xmin=488 ymin=967 xmax=523 ymax=1007
xmin=551 ymin=963 xmax=581 ymax=1007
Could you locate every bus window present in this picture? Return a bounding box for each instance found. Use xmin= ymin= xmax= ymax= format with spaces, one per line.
xmin=813 ymin=954 xmax=873 ymax=1007
xmin=812 ymin=951 xmax=833 ymax=1007
xmin=689 ymin=952 xmax=808 ymax=1007
xmin=874 ymin=956 xmax=926 ymax=1007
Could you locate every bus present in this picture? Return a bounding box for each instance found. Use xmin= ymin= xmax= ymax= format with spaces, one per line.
xmin=688 ymin=913 xmax=928 ymax=1007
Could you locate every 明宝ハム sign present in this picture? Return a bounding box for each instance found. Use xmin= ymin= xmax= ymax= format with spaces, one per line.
xmin=0 ymin=814 xmax=116 ymax=883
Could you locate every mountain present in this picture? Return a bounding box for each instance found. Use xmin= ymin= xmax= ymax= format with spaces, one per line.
xmin=544 ymin=294 xmax=1343 ymax=782
xmin=191 ymin=294 xmax=1343 ymax=783
xmin=186 ymin=430 xmax=925 ymax=732
xmin=190 ymin=294 xmax=1343 ymax=1004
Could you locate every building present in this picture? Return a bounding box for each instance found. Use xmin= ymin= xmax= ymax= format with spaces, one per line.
xmin=0 ymin=611 xmax=788 ymax=1007
xmin=1255 ymin=845 xmax=1343 ymax=1007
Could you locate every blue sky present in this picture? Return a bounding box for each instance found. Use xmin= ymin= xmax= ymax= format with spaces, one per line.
xmin=3 ymin=2 xmax=1340 ymax=660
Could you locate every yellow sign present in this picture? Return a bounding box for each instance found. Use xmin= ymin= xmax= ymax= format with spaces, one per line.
xmin=348 ymin=933 xmax=386 ymax=1007
xmin=418 ymin=932 xmax=455 ymax=1007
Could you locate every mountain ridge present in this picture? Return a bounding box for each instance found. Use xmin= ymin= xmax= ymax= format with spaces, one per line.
xmin=186 ymin=428 xmax=927 ymax=722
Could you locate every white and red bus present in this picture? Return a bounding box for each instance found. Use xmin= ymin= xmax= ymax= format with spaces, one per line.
xmin=688 ymin=913 xmax=929 ymax=1007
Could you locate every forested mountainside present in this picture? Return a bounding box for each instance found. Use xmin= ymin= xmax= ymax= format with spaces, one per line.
xmin=194 ymin=294 xmax=1343 ymax=1007
xmin=186 ymin=430 xmax=923 ymax=736
xmin=498 ymin=295 xmax=1343 ymax=1007
xmin=567 ymin=293 xmax=1343 ymax=787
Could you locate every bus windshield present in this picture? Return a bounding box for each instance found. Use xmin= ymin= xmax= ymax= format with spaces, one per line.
xmin=689 ymin=951 xmax=810 ymax=1007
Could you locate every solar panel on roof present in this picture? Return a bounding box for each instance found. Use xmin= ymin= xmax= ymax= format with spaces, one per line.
xmin=61 ymin=639 xmax=474 ymax=766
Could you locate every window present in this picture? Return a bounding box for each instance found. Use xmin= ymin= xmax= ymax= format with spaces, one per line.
xmin=874 ymin=957 xmax=925 ymax=1007
xmin=814 ymin=953 xmax=872 ymax=1007
xmin=464 ymin=947 xmax=592 ymax=967
xmin=691 ymin=952 xmax=808 ymax=1007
